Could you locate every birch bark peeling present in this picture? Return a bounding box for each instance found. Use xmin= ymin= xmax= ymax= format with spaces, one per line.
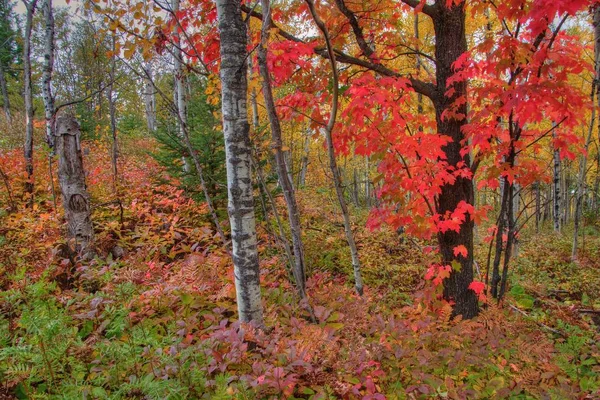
xmin=55 ymin=115 xmax=94 ymax=256
xmin=217 ymin=0 xmax=263 ymax=326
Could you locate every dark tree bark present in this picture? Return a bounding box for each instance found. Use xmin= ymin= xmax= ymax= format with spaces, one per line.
xmin=257 ymin=0 xmax=307 ymax=297
xmin=22 ymin=0 xmax=38 ymax=206
xmin=431 ymin=3 xmax=478 ymax=318
xmin=216 ymin=0 xmax=264 ymax=325
xmin=108 ymin=34 xmax=118 ymax=190
xmin=55 ymin=115 xmax=93 ymax=256
xmin=0 ymin=62 xmax=10 ymax=122
xmin=298 ymin=131 xmax=309 ymax=187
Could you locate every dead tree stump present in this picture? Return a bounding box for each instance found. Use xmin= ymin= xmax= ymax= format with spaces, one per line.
xmin=55 ymin=115 xmax=94 ymax=257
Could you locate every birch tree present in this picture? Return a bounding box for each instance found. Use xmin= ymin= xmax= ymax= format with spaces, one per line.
xmin=42 ymin=0 xmax=56 ymax=149
xmin=143 ymin=61 xmax=156 ymax=132
xmin=216 ymin=0 xmax=263 ymax=325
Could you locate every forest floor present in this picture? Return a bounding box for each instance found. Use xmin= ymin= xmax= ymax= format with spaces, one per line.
xmin=1 ymin=138 xmax=599 ymax=399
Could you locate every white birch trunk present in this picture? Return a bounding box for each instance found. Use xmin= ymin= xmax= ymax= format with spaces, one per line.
xmin=172 ymin=0 xmax=190 ymax=173
xmin=216 ymin=0 xmax=263 ymax=325
xmin=41 ymin=0 xmax=55 ymax=149
xmin=143 ymin=62 xmax=156 ymax=132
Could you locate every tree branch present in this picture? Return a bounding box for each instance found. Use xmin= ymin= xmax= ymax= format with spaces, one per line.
xmin=241 ymin=4 xmax=438 ymax=101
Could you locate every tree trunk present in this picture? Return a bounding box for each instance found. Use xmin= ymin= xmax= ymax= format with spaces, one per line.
xmin=553 ymin=128 xmax=561 ymax=232
xmin=574 ymin=7 xmax=600 ymax=260
xmin=108 ymin=34 xmax=119 ymax=190
xmin=172 ymin=0 xmax=190 ymax=173
xmin=143 ymin=62 xmax=156 ymax=132
xmin=298 ymin=131 xmax=309 ymax=187
xmin=55 ymin=115 xmax=93 ymax=256
xmin=431 ymin=3 xmax=478 ymax=318
xmin=535 ymin=182 xmax=541 ymax=233
xmin=258 ymin=0 xmax=307 ymax=296
xmin=0 ymin=61 xmax=11 ymax=123
xmin=306 ymin=0 xmax=364 ymax=296
xmin=364 ymin=156 xmax=370 ymax=207
xmin=352 ymin=168 xmax=359 ymax=206
xmin=41 ymin=0 xmax=56 ymax=149
xmin=23 ymin=0 xmax=38 ymax=205
xmin=216 ymin=0 xmax=263 ymax=325
xmin=573 ymin=102 xmax=595 ymax=260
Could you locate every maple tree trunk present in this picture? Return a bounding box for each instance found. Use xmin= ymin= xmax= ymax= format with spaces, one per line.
xmin=23 ymin=0 xmax=38 ymax=206
xmin=258 ymin=0 xmax=307 ymax=297
xmin=306 ymin=0 xmax=364 ymax=296
xmin=0 ymin=61 xmax=10 ymax=123
xmin=431 ymin=3 xmax=478 ymax=318
xmin=42 ymin=0 xmax=55 ymax=149
xmin=217 ymin=0 xmax=263 ymax=325
xmin=55 ymin=115 xmax=94 ymax=256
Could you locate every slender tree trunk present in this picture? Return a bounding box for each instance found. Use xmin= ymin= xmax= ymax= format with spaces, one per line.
xmin=41 ymin=0 xmax=55 ymax=149
xmin=535 ymin=182 xmax=541 ymax=232
xmin=257 ymin=0 xmax=307 ymax=296
xmin=365 ymin=156 xmax=370 ymax=207
xmin=573 ymin=103 xmax=595 ymax=260
xmin=22 ymin=0 xmax=38 ymax=206
xmin=134 ymin=53 xmax=229 ymax=254
xmin=0 ymin=164 xmax=15 ymax=211
xmin=216 ymin=0 xmax=263 ymax=325
xmin=172 ymin=0 xmax=190 ymax=173
xmin=306 ymin=0 xmax=364 ymax=295
xmin=55 ymin=116 xmax=93 ymax=257
xmin=0 ymin=62 xmax=11 ymax=123
xmin=553 ymin=129 xmax=561 ymax=232
xmin=352 ymin=168 xmax=359 ymax=206
xmin=574 ymin=7 xmax=600 ymax=260
xmin=562 ymin=169 xmax=569 ymax=225
xmin=108 ymin=35 xmax=118 ymax=190
xmin=143 ymin=62 xmax=156 ymax=132
xmin=298 ymin=131 xmax=309 ymax=187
